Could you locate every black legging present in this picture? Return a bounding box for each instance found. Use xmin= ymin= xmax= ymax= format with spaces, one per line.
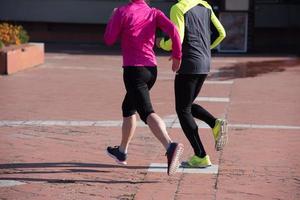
xmin=175 ymin=74 xmax=216 ymax=158
xmin=122 ymin=66 xmax=157 ymax=124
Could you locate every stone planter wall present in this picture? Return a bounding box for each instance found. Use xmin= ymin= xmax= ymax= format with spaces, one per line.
xmin=0 ymin=43 xmax=44 ymax=75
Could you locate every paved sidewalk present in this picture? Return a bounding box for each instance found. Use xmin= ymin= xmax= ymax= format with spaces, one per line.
xmin=0 ymin=45 xmax=300 ymax=199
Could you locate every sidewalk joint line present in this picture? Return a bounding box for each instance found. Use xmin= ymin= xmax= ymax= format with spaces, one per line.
xmin=1 ymin=120 xmax=300 ymax=130
xmin=195 ymin=97 xmax=230 ymax=102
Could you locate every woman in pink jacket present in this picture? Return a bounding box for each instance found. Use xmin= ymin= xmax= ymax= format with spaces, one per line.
xmin=104 ymin=0 xmax=183 ymax=175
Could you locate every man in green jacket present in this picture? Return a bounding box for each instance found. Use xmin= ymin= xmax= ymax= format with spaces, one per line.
xmin=157 ymin=0 xmax=227 ymax=168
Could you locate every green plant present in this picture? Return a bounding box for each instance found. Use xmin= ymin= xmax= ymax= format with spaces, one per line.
xmin=0 ymin=23 xmax=30 ymax=47
xmin=19 ymin=29 xmax=29 ymax=44
xmin=0 ymin=40 xmax=4 ymax=49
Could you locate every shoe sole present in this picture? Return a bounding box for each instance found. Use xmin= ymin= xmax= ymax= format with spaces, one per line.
xmin=168 ymin=143 xmax=184 ymax=175
xmin=106 ymin=150 xmax=127 ymax=165
xmin=215 ymin=120 xmax=228 ymax=151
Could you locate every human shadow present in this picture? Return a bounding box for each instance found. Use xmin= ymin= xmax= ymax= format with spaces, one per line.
xmin=0 ymin=162 xmax=168 ymax=174
xmin=0 ymin=162 xmax=152 ymax=170
xmin=0 ymin=177 xmax=159 ymax=184
xmin=0 ymin=162 xmax=166 ymax=184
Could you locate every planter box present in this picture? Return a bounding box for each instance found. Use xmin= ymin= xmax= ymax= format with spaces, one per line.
xmin=0 ymin=43 xmax=44 ymax=75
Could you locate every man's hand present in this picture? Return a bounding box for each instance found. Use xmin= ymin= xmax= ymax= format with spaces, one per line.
xmin=169 ymin=57 xmax=181 ymax=72
xmin=156 ymin=37 xmax=163 ymax=48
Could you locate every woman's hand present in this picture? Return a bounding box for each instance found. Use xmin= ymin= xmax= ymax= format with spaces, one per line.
xmin=155 ymin=37 xmax=162 ymax=48
xmin=169 ymin=57 xmax=181 ymax=72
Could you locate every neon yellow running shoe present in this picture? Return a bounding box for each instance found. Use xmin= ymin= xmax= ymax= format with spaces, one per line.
xmin=213 ymin=118 xmax=228 ymax=151
xmin=182 ymin=155 xmax=212 ymax=168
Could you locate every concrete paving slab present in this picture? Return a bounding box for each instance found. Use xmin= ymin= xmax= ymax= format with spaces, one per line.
xmin=148 ymin=163 xmax=218 ymax=174
xmin=0 ymin=180 xmax=26 ymax=187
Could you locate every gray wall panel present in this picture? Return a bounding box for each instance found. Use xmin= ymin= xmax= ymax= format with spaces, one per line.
xmin=289 ymin=5 xmax=300 ymax=27
xmin=0 ymin=0 xmax=172 ymax=24
xmin=255 ymin=4 xmax=300 ymax=28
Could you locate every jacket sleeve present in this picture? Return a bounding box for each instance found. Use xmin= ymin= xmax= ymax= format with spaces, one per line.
xmin=209 ymin=9 xmax=226 ymax=49
xmin=104 ymin=8 xmax=122 ymax=46
xmin=156 ymin=9 xmax=182 ymax=59
xmin=159 ymin=5 xmax=185 ymax=51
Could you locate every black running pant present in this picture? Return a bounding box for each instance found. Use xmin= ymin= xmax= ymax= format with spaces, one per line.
xmin=175 ymin=74 xmax=216 ymax=158
xmin=122 ymin=66 xmax=157 ymax=124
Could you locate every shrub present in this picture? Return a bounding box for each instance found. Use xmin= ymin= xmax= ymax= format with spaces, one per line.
xmin=0 ymin=23 xmax=29 ymax=48
xmin=0 ymin=40 xmax=4 ymax=49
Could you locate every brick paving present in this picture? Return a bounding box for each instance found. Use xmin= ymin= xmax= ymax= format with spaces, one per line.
xmin=0 ymin=44 xmax=299 ymax=199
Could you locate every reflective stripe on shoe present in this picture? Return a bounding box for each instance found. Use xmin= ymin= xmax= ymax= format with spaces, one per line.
xmin=166 ymin=143 xmax=184 ymax=175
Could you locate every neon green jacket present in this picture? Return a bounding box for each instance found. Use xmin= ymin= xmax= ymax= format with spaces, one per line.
xmin=159 ymin=0 xmax=226 ymax=51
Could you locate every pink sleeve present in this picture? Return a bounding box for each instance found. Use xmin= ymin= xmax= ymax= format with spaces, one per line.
xmin=155 ymin=9 xmax=182 ymax=59
xmin=104 ymin=9 xmax=122 ymax=46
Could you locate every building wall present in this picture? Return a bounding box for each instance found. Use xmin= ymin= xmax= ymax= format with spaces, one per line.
xmin=0 ymin=0 xmax=172 ymax=24
xmin=0 ymin=0 xmax=173 ymax=44
xmin=255 ymin=4 xmax=300 ymax=28
xmin=0 ymin=0 xmax=298 ymax=53
xmin=253 ymin=1 xmax=300 ymax=53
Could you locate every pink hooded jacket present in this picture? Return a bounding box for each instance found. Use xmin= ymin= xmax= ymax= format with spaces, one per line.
xmin=104 ymin=0 xmax=182 ymax=67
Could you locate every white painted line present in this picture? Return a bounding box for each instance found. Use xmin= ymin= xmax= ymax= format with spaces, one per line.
xmin=94 ymin=120 xmax=122 ymax=127
xmin=210 ymin=69 xmax=221 ymax=73
xmin=148 ymin=163 xmax=218 ymax=174
xmin=0 ymin=121 xmax=25 ymax=126
xmin=148 ymin=163 xmax=182 ymax=173
xmin=1 ymin=120 xmax=300 ymax=130
xmin=22 ymin=121 xmax=43 ymax=126
xmin=68 ymin=121 xmax=96 ymax=126
xmin=229 ymin=124 xmax=300 ymax=130
xmin=204 ymin=80 xmax=234 ymax=85
xmin=39 ymin=121 xmax=68 ymax=126
xmin=195 ymin=97 xmax=230 ymax=102
xmin=0 ymin=180 xmax=26 ymax=187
